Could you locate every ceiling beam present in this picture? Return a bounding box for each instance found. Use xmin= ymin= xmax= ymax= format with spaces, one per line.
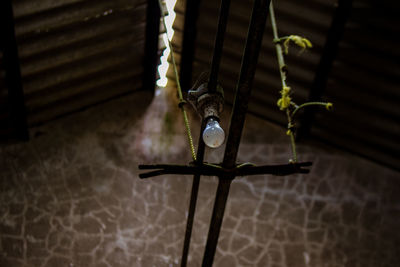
xmin=298 ymin=0 xmax=353 ymax=140
xmin=0 ymin=0 xmax=29 ymax=141
xmin=143 ymin=0 xmax=161 ymax=93
xmin=179 ymin=0 xmax=203 ymax=92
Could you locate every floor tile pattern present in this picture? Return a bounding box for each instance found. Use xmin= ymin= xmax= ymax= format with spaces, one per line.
xmin=1 ymin=89 xmax=399 ymax=266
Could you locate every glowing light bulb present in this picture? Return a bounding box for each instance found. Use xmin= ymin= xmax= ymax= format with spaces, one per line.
xmin=202 ymin=118 xmax=225 ymax=148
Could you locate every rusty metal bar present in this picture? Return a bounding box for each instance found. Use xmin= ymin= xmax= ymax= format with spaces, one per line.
xmin=182 ymin=0 xmax=232 ymax=261
xmin=201 ymin=0 xmax=271 ymax=265
xmin=207 ymin=0 xmax=232 ymax=93
xmin=138 ymin=161 xmax=311 ymax=178
xmin=180 ymin=120 xmax=207 ymax=267
xmin=201 ymin=178 xmax=232 ymax=266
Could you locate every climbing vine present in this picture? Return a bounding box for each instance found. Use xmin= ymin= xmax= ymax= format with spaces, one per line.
xmin=269 ymin=1 xmax=333 ymax=163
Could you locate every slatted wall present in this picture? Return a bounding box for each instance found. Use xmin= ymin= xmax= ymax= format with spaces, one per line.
xmin=171 ymin=0 xmax=399 ymax=169
xmin=0 ymin=58 xmax=11 ymax=139
xmin=0 ymin=0 xmax=153 ymax=133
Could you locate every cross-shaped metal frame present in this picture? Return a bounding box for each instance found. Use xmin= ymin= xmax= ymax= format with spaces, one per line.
xmin=139 ymin=0 xmax=312 ymax=265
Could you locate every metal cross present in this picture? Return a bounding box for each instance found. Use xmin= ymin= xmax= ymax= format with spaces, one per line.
xmin=139 ymin=0 xmax=311 ymax=266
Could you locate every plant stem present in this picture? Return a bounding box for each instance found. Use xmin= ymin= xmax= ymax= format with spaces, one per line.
xmin=269 ymin=1 xmax=287 ymax=89
xmin=286 ymin=108 xmax=297 ymax=162
xmin=291 ymin=101 xmax=330 ymax=119
xmin=270 ymin=1 xmax=297 ymax=162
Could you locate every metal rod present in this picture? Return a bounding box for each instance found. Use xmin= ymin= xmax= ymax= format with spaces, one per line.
xmin=201 ymin=178 xmax=232 ymax=266
xmin=236 ymin=162 xmax=311 ymax=175
xmin=180 ymin=120 xmax=207 ymax=267
xmin=138 ymin=161 xmax=311 ymax=178
xmin=202 ymin=0 xmax=271 ymax=265
xmin=179 ymin=0 xmax=202 ymax=92
xmin=143 ymin=0 xmax=161 ymax=93
xmin=181 ymin=1 xmax=233 ymax=260
xmin=297 ymin=0 xmax=353 ymax=139
xmin=207 ymin=0 xmax=232 ymax=93
xmin=222 ymin=0 xmax=271 ymax=168
xmin=0 ymin=0 xmax=29 ymax=140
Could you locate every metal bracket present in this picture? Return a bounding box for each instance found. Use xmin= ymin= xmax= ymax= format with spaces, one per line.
xmin=187 ymin=83 xmax=224 ymax=121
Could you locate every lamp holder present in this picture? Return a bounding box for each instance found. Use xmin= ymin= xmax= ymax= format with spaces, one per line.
xmin=187 ymin=83 xmax=224 ymax=121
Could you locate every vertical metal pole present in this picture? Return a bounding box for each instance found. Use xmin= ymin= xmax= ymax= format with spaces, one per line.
xmin=143 ymin=0 xmax=161 ymax=93
xmin=181 ymin=1 xmax=231 ymax=263
xmin=179 ymin=0 xmax=202 ymax=92
xmin=201 ymin=0 xmax=271 ymax=265
xmin=180 ymin=120 xmax=206 ymax=267
xmin=297 ymin=0 xmax=353 ymax=139
xmin=0 ymin=0 xmax=29 ymax=140
xmin=207 ymin=0 xmax=232 ymax=93
xmin=201 ymin=177 xmax=232 ymax=267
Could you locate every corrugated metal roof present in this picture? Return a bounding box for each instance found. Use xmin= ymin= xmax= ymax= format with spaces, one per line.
xmin=5 ymin=0 xmax=149 ymax=126
xmin=171 ymin=0 xmax=399 ymax=169
xmin=0 ymin=64 xmax=11 ymax=138
xmin=312 ymin=0 xmax=400 ymax=169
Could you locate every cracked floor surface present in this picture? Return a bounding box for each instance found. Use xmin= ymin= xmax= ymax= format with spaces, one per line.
xmin=1 ymin=89 xmax=399 ymax=266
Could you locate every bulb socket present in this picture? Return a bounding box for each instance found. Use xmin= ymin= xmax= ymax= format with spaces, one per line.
xmin=188 ymin=83 xmax=224 ymax=121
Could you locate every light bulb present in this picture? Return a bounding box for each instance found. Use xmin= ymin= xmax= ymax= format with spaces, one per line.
xmin=202 ymin=118 xmax=225 ymax=148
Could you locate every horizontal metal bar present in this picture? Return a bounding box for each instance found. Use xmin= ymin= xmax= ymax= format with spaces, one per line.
xmin=138 ymin=161 xmax=311 ymax=178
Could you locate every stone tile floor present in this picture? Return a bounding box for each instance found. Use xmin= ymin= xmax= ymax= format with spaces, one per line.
xmin=0 ymin=89 xmax=399 ymax=266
